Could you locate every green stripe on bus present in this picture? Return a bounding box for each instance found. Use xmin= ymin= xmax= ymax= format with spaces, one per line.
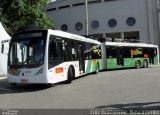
xmin=154 ymin=54 xmax=158 ymax=64
xmin=107 ymin=58 xmax=117 ymax=69
xmin=106 ymin=58 xmax=151 ymax=69
xmin=85 ymin=59 xmax=103 ymax=73
xmin=86 ymin=60 xmax=92 ymax=74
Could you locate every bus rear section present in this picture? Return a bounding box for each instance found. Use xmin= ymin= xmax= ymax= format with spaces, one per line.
xmin=104 ymin=42 xmax=159 ymax=70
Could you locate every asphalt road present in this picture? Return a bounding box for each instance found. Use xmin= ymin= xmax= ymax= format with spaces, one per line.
xmin=0 ymin=65 xmax=160 ymax=109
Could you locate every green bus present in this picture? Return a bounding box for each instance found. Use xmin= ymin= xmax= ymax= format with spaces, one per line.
xmin=101 ymin=42 xmax=159 ymax=70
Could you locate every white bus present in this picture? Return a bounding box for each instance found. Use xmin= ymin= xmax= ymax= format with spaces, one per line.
xmin=8 ymin=29 xmax=159 ymax=86
xmin=8 ymin=29 xmax=102 ymax=85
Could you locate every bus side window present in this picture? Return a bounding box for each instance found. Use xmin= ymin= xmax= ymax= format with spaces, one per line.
xmin=124 ymin=47 xmax=131 ymax=58
xmin=106 ymin=46 xmax=116 ymax=58
xmin=48 ymin=35 xmax=64 ymax=69
xmin=67 ymin=39 xmax=77 ymax=61
xmin=84 ymin=42 xmax=92 ymax=60
xmin=91 ymin=45 xmax=101 ymax=59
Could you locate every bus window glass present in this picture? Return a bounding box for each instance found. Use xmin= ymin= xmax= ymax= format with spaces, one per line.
xmin=9 ymin=35 xmax=46 ymax=68
xmin=106 ymin=46 xmax=117 ymax=58
xmin=124 ymin=47 xmax=131 ymax=58
xmin=143 ymin=48 xmax=149 ymax=58
xmin=91 ymin=45 xmax=101 ymax=59
xmin=48 ymin=36 xmax=64 ymax=69
xmin=67 ymin=39 xmax=77 ymax=61
xmin=130 ymin=47 xmax=143 ymax=58
xmin=84 ymin=43 xmax=92 ymax=60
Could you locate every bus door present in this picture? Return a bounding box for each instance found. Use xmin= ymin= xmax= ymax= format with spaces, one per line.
xmin=149 ymin=48 xmax=157 ymax=64
xmin=117 ymin=47 xmax=124 ymax=66
xmin=149 ymin=48 xmax=155 ymax=64
xmin=78 ymin=42 xmax=85 ymax=74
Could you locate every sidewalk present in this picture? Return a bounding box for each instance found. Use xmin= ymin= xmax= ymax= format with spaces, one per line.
xmin=0 ymin=77 xmax=7 ymax=80
xmin=0 ymin=74 xmax=7 ymax=80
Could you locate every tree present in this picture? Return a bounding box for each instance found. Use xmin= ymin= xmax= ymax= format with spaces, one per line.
xmin=0 ymin=0 xmax=53 ymax=35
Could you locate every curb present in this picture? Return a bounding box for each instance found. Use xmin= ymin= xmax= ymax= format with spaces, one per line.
xmin=0 ymin=77 xmax=7 ymax=80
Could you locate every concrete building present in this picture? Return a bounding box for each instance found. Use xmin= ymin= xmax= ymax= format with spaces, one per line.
xmin=45 ymin=0 xmax=160 ymax=46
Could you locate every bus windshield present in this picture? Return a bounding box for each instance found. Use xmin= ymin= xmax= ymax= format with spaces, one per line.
xmin=8 ymin=34 xmax=46 ymax=68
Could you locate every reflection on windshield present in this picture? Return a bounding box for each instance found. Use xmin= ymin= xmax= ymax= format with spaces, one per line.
xmin=9 ymin=37 xmax=46 ymax=68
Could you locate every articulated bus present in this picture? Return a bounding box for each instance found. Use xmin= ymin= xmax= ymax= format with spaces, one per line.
xmin=102 ymin=42 xmax=159 ymax=70
xmin=7 ymin=29 xmax=159 ymax=85
xmin=8 ymin=29 xmax=102 ymax=85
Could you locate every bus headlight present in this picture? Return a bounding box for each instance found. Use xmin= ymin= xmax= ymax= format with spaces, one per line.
xmin=8 ymin=68 xmax=21 ymax=76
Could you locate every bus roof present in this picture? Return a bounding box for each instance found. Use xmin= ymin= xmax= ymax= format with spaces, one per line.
xmin=48 ymin=29 xmax=100 ymax=45
xmin=105 ymin=42 xmax=158 ymax=48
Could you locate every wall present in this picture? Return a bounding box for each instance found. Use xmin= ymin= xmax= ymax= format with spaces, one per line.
xmin=46 ymin=0 xmax=160 ymax=45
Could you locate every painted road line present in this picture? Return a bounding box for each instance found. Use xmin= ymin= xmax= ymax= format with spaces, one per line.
xmin=0 ymin=87 xmax=12 ymax=92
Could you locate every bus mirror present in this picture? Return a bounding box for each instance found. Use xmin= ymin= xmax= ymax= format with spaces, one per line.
xmin=1 ymin=44 xmax=4 ymax=54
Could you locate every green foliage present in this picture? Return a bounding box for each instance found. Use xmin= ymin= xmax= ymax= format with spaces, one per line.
xmin=0 ymin=0 xmax=53 ymax=35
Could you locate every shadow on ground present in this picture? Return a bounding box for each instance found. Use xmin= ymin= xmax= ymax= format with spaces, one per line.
xmin=0 ymin=77 xmax=63 ymax=94
xmin=0 ymin=66 xmax=157 ymax=94
xmin=96 ymin=102 xmax=160 ymax=111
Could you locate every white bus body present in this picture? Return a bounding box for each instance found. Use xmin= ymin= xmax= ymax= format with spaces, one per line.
xmin=8 ymin=29 xmax=101 ymax=84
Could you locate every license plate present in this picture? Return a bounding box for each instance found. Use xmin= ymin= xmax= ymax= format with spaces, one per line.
xmin=21 ymin=79 xmax=28 ymax=83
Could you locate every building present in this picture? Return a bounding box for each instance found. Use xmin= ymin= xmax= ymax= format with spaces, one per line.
xmin=45 ymin=0 xmax=160 ymax=46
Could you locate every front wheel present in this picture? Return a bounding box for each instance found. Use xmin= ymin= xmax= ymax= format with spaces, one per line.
xmin=66 ymin=67 xmax=74 ymax=84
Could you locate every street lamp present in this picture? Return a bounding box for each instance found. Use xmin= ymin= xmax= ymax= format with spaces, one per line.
xmin=85 ymin=0 xmax=89 ymax=36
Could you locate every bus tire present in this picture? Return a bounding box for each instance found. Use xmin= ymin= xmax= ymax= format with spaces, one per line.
xmin=94 ymin=63 xmax=99 ymax=74
xmin=143 ymin=60 xmax=148 ymax=68
xmin=66 ymin=66 xmax=75 ymax=84
xmin=135 ymin=61 xmax=141 ymax=69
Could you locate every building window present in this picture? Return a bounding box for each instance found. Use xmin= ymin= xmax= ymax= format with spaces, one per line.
xmin=126 ymin=17 xmax=136 ymax=26
xmin=61 ymin=24 xmax=68 ymax=31
xmin=75 ymin=22 xmax=83 ymax=31
xmin=108 ymin=18 xmax=117 ymax=27
xmin=91 ymin=20 xmax=99 ymax=29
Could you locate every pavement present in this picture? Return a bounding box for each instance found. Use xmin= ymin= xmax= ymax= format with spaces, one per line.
xmin=0 ymin=77 xmax=7 ymax=80
xmin=0 ymin=64 xmax=160 ymax=109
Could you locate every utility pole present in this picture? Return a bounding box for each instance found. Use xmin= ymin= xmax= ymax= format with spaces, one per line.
xmin=85 ymin=0 xmax=89 ymax=36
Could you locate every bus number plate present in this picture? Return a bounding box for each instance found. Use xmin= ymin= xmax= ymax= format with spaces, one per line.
xmin=21 ymin=79 xmax=28 ymax=84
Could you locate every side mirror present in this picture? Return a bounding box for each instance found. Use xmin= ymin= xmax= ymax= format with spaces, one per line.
xmin=1 ymin=44 xmax=4 ymax=54
xmin=1 ymin=40 xmax=10 ymax=55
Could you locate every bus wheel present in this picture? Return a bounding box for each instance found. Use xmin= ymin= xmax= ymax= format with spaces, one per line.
xmin=66 ymin=66 xmax=74 ymax=84
xmin=143 ymin=60 xmax=148 ymax=68
xmin=94 ymin=63 xmax=99 ymax=74
xmin=135 ymin=61 xmax=141 ymax=69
